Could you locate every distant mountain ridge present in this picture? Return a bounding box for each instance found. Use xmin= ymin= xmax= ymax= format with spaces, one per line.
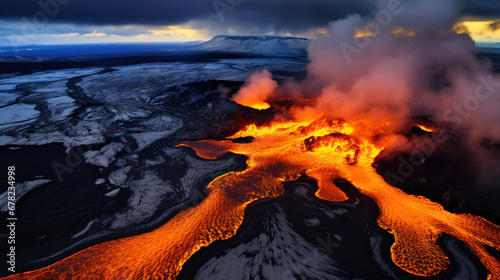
xmin=193 ymin=35 xmax=309 ymax=57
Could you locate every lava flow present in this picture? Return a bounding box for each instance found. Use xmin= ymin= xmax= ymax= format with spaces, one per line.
xmin=3 ymin=117 xmax=500 ymax=280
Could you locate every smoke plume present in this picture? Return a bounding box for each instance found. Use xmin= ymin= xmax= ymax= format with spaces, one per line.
xmin=234 ymin=0 xmax=500 ymax=184
xmin=232 ymin=69 xmax=278 ymax=110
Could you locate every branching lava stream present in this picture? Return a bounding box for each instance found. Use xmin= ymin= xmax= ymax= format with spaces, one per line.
xmin=3 ymin=118 xmax=500 ymax=280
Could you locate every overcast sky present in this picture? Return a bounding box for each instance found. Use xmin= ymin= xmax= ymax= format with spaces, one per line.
xmin=0 ymin=0 xmax=499 ymax=45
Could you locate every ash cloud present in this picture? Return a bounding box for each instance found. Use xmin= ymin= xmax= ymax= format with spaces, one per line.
xmin=240 ymin=0 xmax=500 ymax=184
xmin=302 ymin=0 xmax=481 ymax=129
xmin=307 ymin=0 xmax=500 ymax=183
xmin=232 ymin=69 xmax=277 ymax=109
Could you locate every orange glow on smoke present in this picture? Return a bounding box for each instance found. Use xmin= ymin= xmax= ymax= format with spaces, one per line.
xmin=3 ymin=118 xmax=500 ymax=280
xmin=354 ymin=26 xmax=418 ymax=38
xmin=393 ymin=27 xmax=417 ymax=37
xmin=232 ymin=69 xmax=276 ymax=110
xmin=354 ymin=28 xmax=374 ymax=38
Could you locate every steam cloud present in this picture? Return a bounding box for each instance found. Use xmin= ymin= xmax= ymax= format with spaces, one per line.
xmin=303 ymin=0 xmax=498 ymax=131
xmin=232 ymin=69 xmax=278 ymax=109
xmin=235 ymin=0 xmax=500 ymax=184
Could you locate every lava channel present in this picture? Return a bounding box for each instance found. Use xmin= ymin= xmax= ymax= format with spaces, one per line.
xmin=3 ymin=118 xmax=500 ymax=280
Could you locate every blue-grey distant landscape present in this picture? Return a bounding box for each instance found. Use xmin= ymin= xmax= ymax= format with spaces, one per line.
xmin=1 ymin=1 xmax=500 ymax=280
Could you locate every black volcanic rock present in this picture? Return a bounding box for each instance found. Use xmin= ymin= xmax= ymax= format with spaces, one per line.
xmin=374 ymin=127 xmax=500 ymax=226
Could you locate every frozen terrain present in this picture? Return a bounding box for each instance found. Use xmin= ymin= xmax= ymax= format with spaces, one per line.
xmin=0 ymin=56 xmax=307 ymax=274
xmin=194 ymin=35 xmax=309 ymax=57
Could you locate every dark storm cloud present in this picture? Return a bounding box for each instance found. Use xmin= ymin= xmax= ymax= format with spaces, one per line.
xmin=461 ymin=0 xmax=500 ymax=19
xmin=211 ymin=0 xmax=375 ymax=33
xmin=0 ymin=0 xmax=376 ymax=33
xmin=0 ymin=0 xmax=499 ymax=33
xmin=0 ymin=0 xmax=377 ymax=35
xmin=0 ymin=0 xmax=213 ymax=26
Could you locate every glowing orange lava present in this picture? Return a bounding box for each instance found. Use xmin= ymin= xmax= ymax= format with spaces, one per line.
xmin=247 ymin=102 xmax=271 ymax=110
xmin=416 ymin=124 xmax=435 ymax=132
xmin=3 ymin=117 xmax=499 ymax=280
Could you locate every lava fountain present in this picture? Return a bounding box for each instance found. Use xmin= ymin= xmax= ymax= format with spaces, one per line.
xmin=3 ymin=115 xmax=499 ymax=280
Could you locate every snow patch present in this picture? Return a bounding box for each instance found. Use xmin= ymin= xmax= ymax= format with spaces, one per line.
xmin=195 ymin=207 xmax=347 ymax=280
xmin=72 ymin=221 xmax=95 ymax=239
xmin=0 ymin=103 xmax=40 ymax=130
xmin=46 ymin=96 xmax=78 ymax=121
xmin=144 ymin=156 xmax=165 ymax=166
xmin=0 ymin=92 xmax=19 ymax=106
xmin=84 ymin=142 xmax=126 ymax=168
xmin=0 ymin=179 xmax=51 ymax=212
xmin=108 ymin=166 xmax=132 ymax=187
xmin=195 ymin=35 xmax=309 ymax=57
xmin=95 ymin=178 xmax=106 ymax=185
xmin=105 ymin=188 xmax=120 ymax=197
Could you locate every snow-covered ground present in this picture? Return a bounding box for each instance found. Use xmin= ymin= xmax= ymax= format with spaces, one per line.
xmin=0 ymin=103 xmax=40 ymax=129
xmin=0 ymin=179 xmax=51 ymax=212
xmin=0 ymin=57 xmax=307 ymax=271
xmin=194 ymin=207 xmax=347 ymax=280
xmin=0 ymin=59 xmax=305 ymax=146
xmin=194 ymin=35 xmax=309 ymax=57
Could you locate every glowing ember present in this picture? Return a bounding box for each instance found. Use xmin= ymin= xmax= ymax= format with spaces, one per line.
xmin=3 ymin=118 xmax=499 ymax=280
xmin=416 ymin=124 xmax=434 ymax=132
xmin=246 ymin=102 xmax=271 ymax=110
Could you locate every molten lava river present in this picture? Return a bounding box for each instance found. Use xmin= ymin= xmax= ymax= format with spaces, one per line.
xmin=3 ymin=118 xmax=500 ymax=280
